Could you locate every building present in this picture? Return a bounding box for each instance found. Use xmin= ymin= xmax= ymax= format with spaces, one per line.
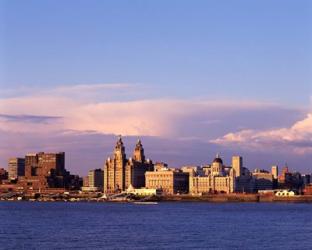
xmin=18 ymin=152 xmax=80 ymax=191
xmin=271 ymin=165 xmax=278 ymax=179
xmin=275 ymin=190 xmax=296 ymax=197
xmin=8 ymin=158 xmax=25 ymax=180
xmin=126 ymin=185 xmax=162 ymax=196
xmin=252 ymin=169 xmax=273 ymax=191
xmin=88 ymin=169 xmax=104 ymax=191
xmin=303 ymin=184 xmax=312 ymax=195
xmin=125 ymin=139 xmax=153 ymax=189
xmin=232 ymin=156 xmax=242 ymax=177
xmin=104 ymin=137 xmax=153 ymax=194
xmin=189 ymin=155 xmax=235 ymax=194
xmin=145 ymin=168 xmax=189 ymax=195
xmin=104 ymin=137 xmax=127 ymax=193
xmin=278 ymin=166 xmax=304 ymax=190
xmin=0 ymin=168 xmax=8 ymax=182
xmin=302 ymin=174 xmax=311 ymax=186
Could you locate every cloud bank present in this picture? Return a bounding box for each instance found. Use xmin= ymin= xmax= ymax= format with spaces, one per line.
xmin=0 ymin=83 xmax=311 ymax=173
xmin=212 ymin=113 xmax=312 ymax=154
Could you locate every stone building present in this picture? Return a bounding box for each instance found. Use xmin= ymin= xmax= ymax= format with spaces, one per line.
xmin=104 ymin=137 xmax=153 ymax=194
xmin=145 ymin=167 xmax=189 ymax=195
xmin=125 ymin=139 xmax=153 ymax=189
xmin=189 ymin=155 xmax=235 ymax=194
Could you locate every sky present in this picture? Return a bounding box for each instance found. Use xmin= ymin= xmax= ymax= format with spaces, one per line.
xmin=0 ymin=0 xmax=311 ymax=175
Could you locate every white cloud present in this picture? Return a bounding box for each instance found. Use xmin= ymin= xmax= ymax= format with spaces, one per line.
xmin=212 ymin=113 xmax=312 ymax=154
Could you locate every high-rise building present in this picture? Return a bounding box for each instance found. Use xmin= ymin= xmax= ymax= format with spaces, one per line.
xmin=104 ymin=137 xmax=153 ymax=194
xmin=88 ymin=169 xmax=104 ymax=189
xmin=19 ymin=152 xmax=80 ymax=190
xmin=25 ymin=153 xmax=40 ymax=178
xmin=271 ymin=165 xmax=278 ymax=179
xmin=8 ymin=158 xmax=25 ymax=180
xmin=232 ymin=156 xmax=242 ymax=177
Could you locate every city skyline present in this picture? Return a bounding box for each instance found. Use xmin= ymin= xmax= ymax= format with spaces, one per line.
xmin=0 ymin=1 xmax=311 ymax=174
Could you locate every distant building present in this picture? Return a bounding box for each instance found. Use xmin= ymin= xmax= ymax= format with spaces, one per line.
xmin=104 ymin=137 xmax=153 ymax=194
xmin=88 ymin=169 xmax=104 ymax=190
xmin=126 ymin=185 xmax=162 ymax=196
xmin=8 ymin=158 xmax=25 ymax=180
xmin=278 ymin=166 xmax=303 ymax=190
xmin=125 ymin=140 xmax=153 ymax=189
xmin=0 ymin=168 xmax=8 ymax=181
xmin=83 ymin=176 xmax=89 ymax=187
xmin=271 ymin=165 xmax=278 ymax=179
xmin=189 ymin=155 xmax=235 ymax=194
xmin=252 ymin=169 xmax=273 ymax=191
xmin=302 ymin=174 xmax=311 ymax=186
xmin=232 ymin=156 xmax=242 ymax=177
xmin=19 ymin=152 xmax=80 ymax=191
xmin=154 ymin=162 xmax=168 ymax=172
xmin=303 ymin=184 xmax=312 ymax=195
xmin=145 ymin=167 xmax=189 ymax=195
xmin=275 ymin=190 xmax=296 ymax=197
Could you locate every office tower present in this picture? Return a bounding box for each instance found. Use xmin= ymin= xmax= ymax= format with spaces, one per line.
xmin=88 ymin=169 xmax=104 ymax=189
xmin=232 ymin=156 xmax=242 ymax=177
xmin=8 ymin=158 xmax=25 ymax=180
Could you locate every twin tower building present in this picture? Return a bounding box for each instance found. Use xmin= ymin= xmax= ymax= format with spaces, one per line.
xmin=104 ymin=136 xmax=153 ymax=193
xmin=104 ymin=136 xmax=245 ymax=194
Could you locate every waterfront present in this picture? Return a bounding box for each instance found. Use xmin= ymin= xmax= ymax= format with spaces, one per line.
xmin=1 ymin=202 xmax=311 ymax=250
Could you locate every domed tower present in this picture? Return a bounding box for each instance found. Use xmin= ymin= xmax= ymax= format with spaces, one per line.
xmin=211 ymin=154 xmax=224 ymax=176
xmin=133 ymin=139 xmax=145 ymax=163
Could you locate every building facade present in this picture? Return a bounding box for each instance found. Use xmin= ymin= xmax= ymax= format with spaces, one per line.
xmin=145 ymin=168 xmax=189 ymax=195
xmin=252 ymin=169 xmax=273 ymax=191
xmin=18 ymin=152 xmax=79 ymax=191
xmin=189 ymin=155 xmax=235 ymax=194
xmin=88 ymin=169 xmax=104 ymax=189
xmin=8 ymin=158 xmax=25 ymax=180
xmin=104 ymin=137 xmax=153 ymax=194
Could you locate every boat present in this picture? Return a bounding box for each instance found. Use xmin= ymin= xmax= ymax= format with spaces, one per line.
xmin=133 ymin=201 xmax=158 ymax=205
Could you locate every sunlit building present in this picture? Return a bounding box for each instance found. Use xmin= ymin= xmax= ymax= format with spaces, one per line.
xmin=189 ymin=155 xmax=235 ymax=194
xmin=104 ymin=137 xmax=153 ymax=194
xmin=145 ymin=167 xmax=189 ymax=195
xmin=8 ymin=158 xmax=25 ymax=180
xmin=19 ymin=152 xmax=80 ymax=191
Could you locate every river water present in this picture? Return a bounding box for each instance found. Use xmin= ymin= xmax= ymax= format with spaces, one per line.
xmin=0 ymin=202 xmax=311 ymax=249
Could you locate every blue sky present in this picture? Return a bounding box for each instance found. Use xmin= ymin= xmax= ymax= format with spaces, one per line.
xmin=0 ymin=0 xmax=311 ymax=174
xmin=1 ymin=0 xmax=311 ymax=104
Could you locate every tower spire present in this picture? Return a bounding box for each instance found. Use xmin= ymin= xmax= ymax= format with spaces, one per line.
xmin=133 ymin=138 xmax=145 ymax=163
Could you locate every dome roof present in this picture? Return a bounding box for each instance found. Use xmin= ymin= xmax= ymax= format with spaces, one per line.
xmin=213 ymin=154 xmax=223 ymax=164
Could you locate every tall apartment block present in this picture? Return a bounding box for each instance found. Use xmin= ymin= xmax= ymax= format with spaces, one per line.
xmin=8 ymin=158 xmax=25 ymax=180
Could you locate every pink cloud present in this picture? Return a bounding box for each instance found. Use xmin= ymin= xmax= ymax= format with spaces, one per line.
xmin=212 ymin=113 xmax=312 ymax=154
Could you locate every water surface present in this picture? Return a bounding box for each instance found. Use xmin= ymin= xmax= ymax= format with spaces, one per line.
xmin=0 ymin=202 xmax=311 ymax=249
